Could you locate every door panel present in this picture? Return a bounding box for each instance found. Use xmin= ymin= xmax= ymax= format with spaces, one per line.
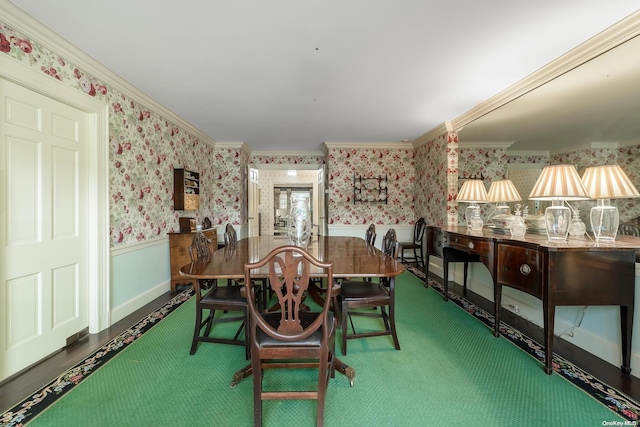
xmin=1 ymin=79 xmax=89 ymax=380
xmin=248 ymin=167 xmax=259 ymax=237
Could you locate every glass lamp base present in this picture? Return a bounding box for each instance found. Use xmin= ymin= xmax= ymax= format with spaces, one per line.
xmin=545 ymin=202 xmax=570 ymax=241
xmin=590 ymin=200 xmax=618 ymax=241
xmin=465 ymin=204 xmax=483 ymax=232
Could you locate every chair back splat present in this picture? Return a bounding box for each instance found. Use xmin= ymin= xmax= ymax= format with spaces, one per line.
xmin=224 ymin=223 xmax=238 ymax=246
xmin=244 ymin=245 xmax=337 ymax=427
xmin=619 ymin=221 xmax=640 ymax=237
xmin=365 ymin=223 xmax=377 ymax=246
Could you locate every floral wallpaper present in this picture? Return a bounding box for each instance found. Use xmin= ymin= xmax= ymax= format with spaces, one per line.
xmin=251 ymin=154 xmax=325 ymax=165
xmin=326 ymin=146 xmax=416 ymax=225
xmin=414 ymin=134 xmax=450 ymax=227
xmin=1 ymin=21 xmax=220 ymax=248
xmin=211 ymin=146 xmax=250 ymax=227
xmin=551 ymin=144 xmax=640 ymax=223
xmin=454 ymin=144 xmax=640 ymax=227
xmin=507 ymin=153 xmax=549 ymax=165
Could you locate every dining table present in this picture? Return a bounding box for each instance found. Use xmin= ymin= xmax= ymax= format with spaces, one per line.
xmin=179 ymin=235 xmax=406 ymax=387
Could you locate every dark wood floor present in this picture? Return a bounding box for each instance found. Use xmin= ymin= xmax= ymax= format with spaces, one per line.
xmin=1 ymin=273 xmax=639 ymax=414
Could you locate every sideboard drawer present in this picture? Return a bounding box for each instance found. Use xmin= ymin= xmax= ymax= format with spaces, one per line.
xmin=447 ymin=234 xmax=491 ymax=256
xmin=496 ymin=244 xmax=542 ymax=295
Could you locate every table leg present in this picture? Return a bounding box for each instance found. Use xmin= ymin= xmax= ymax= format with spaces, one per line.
xmin=493 ymin=282 xmax=502 ymax=338
xmin=544 ymin=302 xmax=554 ymax=375
xmin=621 ymin=304 xmax=633 ymax=375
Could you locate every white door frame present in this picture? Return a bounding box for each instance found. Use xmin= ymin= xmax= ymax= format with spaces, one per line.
xmin=0 ymin=54 xmax=110 ymax=333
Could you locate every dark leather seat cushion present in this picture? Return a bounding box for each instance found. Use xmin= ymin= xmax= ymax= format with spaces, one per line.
xmin=257 ymin=311 xmax=334 ymax=348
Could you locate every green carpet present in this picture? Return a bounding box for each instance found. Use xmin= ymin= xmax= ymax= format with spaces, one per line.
xmin=19 ymin=273 xmax=629 ymax=426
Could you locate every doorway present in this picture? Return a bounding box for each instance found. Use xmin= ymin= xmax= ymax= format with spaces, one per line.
xmin=273 ymin=186 xmax=313 ymax=236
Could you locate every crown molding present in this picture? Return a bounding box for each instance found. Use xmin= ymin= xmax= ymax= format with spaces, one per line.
xmin=215 ymin=141 xmax=253 ymax=156
xmin=619 ymin=139 xmax=640 ymax=148
xmin=506 ymin=150 xmax=550 ymax=157
xmin=459 ymin=141 xmax=514 ymax=149
xmin=0 ymin=1 xmax=216 ymax=147
xmin=323 ymin=141 xmax=414 ymax=150
xmin=449 ymin=11 xmax=640 ymax=131
xmin=413 ymin=122 xmax=453 ymax=149
xmin=251 ymin=150 xmax=325 ymax=157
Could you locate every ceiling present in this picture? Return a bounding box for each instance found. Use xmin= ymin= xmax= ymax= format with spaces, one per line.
xmin=6 ymin=1 xmax=640 ymax=153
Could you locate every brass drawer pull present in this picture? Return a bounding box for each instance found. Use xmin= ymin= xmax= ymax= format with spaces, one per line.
xmin=520 ymin=264 xmax=531 ymax=275
xmin=468 ymin=241 xmax=474 ymax=250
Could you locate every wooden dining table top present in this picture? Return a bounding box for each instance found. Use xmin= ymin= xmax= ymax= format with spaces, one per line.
xmin=179 ymin=235 xmax=406 ymax=280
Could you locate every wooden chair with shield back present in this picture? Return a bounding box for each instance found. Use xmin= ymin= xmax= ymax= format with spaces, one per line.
xmin=188 ymin=230 xmax=261 ymax=360
xmin=365 ymin=223 xmax=377 ymax=246
xmin=619 ymin=221 xmax=640 ymax=237
xmin=337 ymin=228 xmax=401 ymax=355
xmin=224 ymin=223 xmax=238 ymax=246
xmin=243 ymin=245 xmax=337 ymax=427
xmin=398 ymin=217 xmax=426 ymax=269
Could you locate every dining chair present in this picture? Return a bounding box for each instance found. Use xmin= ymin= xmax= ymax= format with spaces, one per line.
xmin=398 ymin=217 xmax=426 ymax=269
xmin=189 ymin=231 xmax=261 ymax=359
xmin=244 ymin=245 xmax=337 ymax=427
xmin=224 ymin=223 xmax=238 ymax=246
xmin=618 ymin=221 xmax=640 ymax=237
xmin=188 ymin=230 xmax=216 ymax=290
xmin=365 ymin=223 xmax=377 ymax=246
xmin=337 ymin=228 xmax=401 ymax=355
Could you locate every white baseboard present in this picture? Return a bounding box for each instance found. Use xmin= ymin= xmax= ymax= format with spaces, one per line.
xmin=110 ymin=280 xmax=171 ymax=325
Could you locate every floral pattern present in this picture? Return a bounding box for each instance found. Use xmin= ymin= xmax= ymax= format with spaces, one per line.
xmin=551 ymin=145 xmax=640 ymax=222
xmin=414 ymin=134 xmax=451 ymax=227
xmin=251 ymin=154 xmax=325 ymax=165
xmin=1 ymin=21 xmax=221 ymax=247
xmin=3 ymin=17 xmax=640 ymax=247
xmin=325 ymin=146 xmax=416 ymax=225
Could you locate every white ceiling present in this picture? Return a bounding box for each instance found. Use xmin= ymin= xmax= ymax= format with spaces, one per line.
xmin=7 ymin=0 xmax=640 ymax=153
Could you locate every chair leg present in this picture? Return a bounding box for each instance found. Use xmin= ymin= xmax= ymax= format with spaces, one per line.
xmin=341 ymin=300 xmax=348 ymax=355
xmin=317 ymin=349 xmax=328 ymax=426
xmin=190 ymin=306 xmax=203 ymax=355
xmin=388 ymin=301 xmax=401 ymax=351
xmin=252 ymin=356 xmax=263 ymax=427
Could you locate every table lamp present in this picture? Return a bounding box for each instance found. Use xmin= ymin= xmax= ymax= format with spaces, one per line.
xmin=457 ymin=179 xmax=488 ymax=231
xmin=580 ymin=165 xmax=640 ymax=241
xmin=528 ymin=165 xmax=590 ymax=241
xmin=487 ymin=179 xmax=522 ymax=217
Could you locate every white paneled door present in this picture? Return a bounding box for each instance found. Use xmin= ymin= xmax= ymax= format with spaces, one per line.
xmin=0 ymin=79 xmax=89 ymax=380
xmin=248 ymin=167 xmax=259 ymax=237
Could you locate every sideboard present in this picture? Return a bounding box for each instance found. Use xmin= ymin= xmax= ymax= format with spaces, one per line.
xmin=168 ymin=228 xmax=217 ymax=290
xmin=426 ymin=225 xmax=640 ymax=375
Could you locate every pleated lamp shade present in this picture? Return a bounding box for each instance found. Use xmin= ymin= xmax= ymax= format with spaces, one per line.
xmin=457 ymin=179 xmax=488 ymax=203
xmin=528 ymin=165 xmax=590 ymax=201
xmin=581 ymin=165 xmax=640 ymax=200
xmin=580 ymin=165 xmax=640 ymax=241
xmin=487 ymin=179 xmax=522 ymax=203
xmin=528 ymin=165 xmax=589 ymax=241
